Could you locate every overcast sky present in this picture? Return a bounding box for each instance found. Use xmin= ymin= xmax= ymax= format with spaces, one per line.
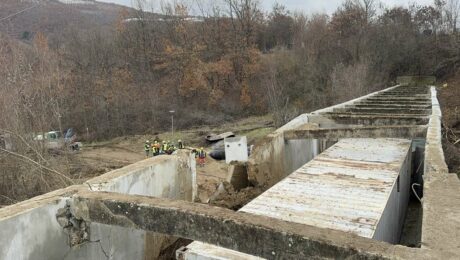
xmin=97 ymin=0 xmax=435 ymax=14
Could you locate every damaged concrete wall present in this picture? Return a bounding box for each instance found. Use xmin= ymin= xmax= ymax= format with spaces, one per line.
xmin=0 ymin=188 xmax=80 ymax=260
xmin=0 ymin=199 xmax=69 ymax=260
xmin=0 ymin=151 xmax=196 ymax=260
xmin=64 ymin=150 xmax=196 ymax=260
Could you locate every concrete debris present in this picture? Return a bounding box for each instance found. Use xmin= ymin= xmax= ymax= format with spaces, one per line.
xmin=208 ymin=182 xmax=263 ymax=210
xmin=56 ymin=200 xmax=89 ymax=247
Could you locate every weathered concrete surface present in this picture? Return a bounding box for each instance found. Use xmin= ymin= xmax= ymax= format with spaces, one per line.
xmin=247 ymin=132 xmax=287 ymax=187
xmin=349 ymin=104 xmax=431 ymax=109
xmin=183 ymin=138 xmax=415 ymax=259
xmin=421 ymin=87 xmax=460 ymax=256
xmin=65 ymin=223 xmax=146 ymax=260
xmin=247 ymin=130 xmax=319 ymax=187
xmin=68 ymin=150 xmax=197 ymax=260
xmin=313 ymin=114 xmax=429 ymax=126
xmin=0 ymin=150 xmax=197 ymax=260
xmin=333 ymin=107 xmax=432 ymax=115
xmin=247 ymin=85 xmax=431 ymax=188
xmin=70 ymin=190 xmax=452 ymax=260
xmin=224 ymin=136 xmax=249 ymax=164
xmin=226 ymin=162 xmax=249 ymax=190
xmin=87 ymin=150 xmax=196 ymax=201
xmin=246 ymin=86 xmax=404 ymax=188
xmin=0 ymin=186 xmax=80 ymax=260
xmin=284 ymin=125 xmax=427 ymax=140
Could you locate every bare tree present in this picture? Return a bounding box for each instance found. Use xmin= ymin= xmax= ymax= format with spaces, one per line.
xmin=445 ymin=0 xmax=460 ymax=34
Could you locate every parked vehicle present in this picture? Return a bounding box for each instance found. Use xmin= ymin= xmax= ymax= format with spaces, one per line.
xmin=34 ymin=129 xmax=81 ymax=151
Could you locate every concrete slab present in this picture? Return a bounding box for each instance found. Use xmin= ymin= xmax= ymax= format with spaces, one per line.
xmin=333 ymin=107 xmax=432 ymax=115
xmin=70 ymin=190 xmax=448 ymax=260
xmin=317 ymin=114 xmax=429 ymax=126
xmin=284 ymin=126 xmax=427 ymax=140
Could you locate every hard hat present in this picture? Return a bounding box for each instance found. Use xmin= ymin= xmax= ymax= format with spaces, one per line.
xmin=178 ymin=139 xmax=182 ymax=142
xmin=146 ymin=140 xmax=150 ymax=143
xmin=200 ymin=147 xmax=204 ymax=150
xmin=162 ymin=141 xmax=166 ymax=143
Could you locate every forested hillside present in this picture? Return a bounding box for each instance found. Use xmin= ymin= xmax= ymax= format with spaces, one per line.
xmin=1 ymin=0 xmax=459 ymax=139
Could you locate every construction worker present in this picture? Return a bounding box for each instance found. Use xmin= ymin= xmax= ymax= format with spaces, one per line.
xmin=161 ymin=141 xmax=168 ymax=154
xmin=178 ymin=140 xmax=184 ymax=149
xmin=167 ymin=144 xmax=176 ymax=155
xmin=144 ymin=140 xmax=151 ymax=157
xmin=196 ymin=147 xmax=206 ymax=167
xmin=152 ymin=141 xmax=160 ymax=156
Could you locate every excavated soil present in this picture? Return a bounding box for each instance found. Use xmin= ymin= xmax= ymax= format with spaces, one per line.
xmin=75 ymin=138 xmax=255 ymax=208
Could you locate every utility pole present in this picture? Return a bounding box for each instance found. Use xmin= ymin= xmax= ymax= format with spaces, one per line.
xmin=169 ymin=110 xmax=175 ymax=139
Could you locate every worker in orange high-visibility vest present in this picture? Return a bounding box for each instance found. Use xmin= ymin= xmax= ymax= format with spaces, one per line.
xmin=196 ymin=147 xmax=206 ymax=167
xmin=152 ymin=141 xmax=160 ymax=156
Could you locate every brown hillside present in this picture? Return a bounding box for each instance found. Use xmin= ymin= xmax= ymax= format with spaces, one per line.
xmin=0 ymin=0 xmax=133 ymax=41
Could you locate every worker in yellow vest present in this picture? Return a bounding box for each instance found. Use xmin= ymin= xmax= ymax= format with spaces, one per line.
xmin=161 ymin=141 xmax=168 ymax=154
xmin=144 ymin=140 xmax=151 ymax=157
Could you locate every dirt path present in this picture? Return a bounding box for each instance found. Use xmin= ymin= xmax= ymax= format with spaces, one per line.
xmin=79 ymin=146 xmax=144 ymax=165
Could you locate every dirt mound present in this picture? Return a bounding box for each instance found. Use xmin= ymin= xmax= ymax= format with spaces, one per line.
xmin=208 ymin=182 xmax=263 ymax=211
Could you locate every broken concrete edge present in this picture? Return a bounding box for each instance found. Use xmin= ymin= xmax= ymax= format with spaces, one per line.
xmin=69 ymin=189 xmax=455 ymax=260
xmin=420 ymin=86 xmax=460 ymax=254
xmin=85 ymin=150 xmax=197 ymax=202
xmin=86 ymin=155 xmax=177 ymax=188
xmin=0 ymin=185 xmax=82 ymax=220
xmin=283 ymin=125 xmax=428 ymax=140
xmin=0 ymin=150 xmax=196 ymax=220
xmin=86 ymin=150 xmax=193 ymax=188
xmin=0 ymin=150 xmax=198 ymax=259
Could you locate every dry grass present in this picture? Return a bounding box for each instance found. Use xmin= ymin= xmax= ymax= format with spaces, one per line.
xmin=439 ymin=75 xmax=460 ymax=176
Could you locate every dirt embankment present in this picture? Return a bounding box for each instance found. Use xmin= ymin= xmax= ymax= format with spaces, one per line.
xmin=438 ymin=76 xmax=460 ymax=175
